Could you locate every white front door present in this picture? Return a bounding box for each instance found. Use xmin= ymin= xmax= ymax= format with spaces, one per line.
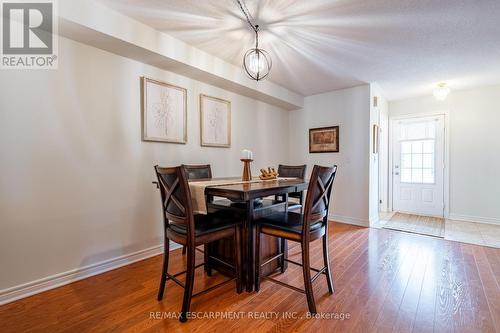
xmin=392 ymin=115 xmax=445 ymax=217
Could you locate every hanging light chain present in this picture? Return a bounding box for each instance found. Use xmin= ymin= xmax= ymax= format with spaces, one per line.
xmin=236 ymin=0 xmax=272 ymax=81
xmin=236 ymin=0 xmax=258 ymax=33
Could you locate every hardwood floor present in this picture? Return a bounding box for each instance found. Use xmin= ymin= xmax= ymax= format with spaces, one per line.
xmin=1 ymin=222 xmax=499 ymax=333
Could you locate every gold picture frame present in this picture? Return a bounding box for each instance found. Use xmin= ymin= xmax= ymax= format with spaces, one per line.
xmin=141 ymin=77 xmax=187 ymax=144
xmin=200 ymin=94 xmax=231 ymax=148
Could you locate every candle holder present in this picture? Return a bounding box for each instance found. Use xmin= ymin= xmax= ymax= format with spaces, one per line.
xmin=240 ymin=159 xmax=253 ymax=181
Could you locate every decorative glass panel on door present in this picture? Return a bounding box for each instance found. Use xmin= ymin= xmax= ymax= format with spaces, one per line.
xmin=399 ymin=119 xmax=437 ymax=184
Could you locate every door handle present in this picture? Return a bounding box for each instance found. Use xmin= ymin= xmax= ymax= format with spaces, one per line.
xmin=395 ymin=172 xmax=400 ymax=176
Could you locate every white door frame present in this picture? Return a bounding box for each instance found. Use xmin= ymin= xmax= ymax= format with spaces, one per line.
xmin=388 ymin=111 xmax=450 ymax=218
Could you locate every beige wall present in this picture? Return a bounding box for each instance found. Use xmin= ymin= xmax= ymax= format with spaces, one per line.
xmin=0 ymin=37 xmax=290 ymax=291
xmin=389 ymin=84 xmax=500 ymax=224
xmin=288 ymin=85 xmax=372 ymax=226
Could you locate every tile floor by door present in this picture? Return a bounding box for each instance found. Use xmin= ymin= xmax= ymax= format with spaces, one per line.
xmin=377 ymin=212 xmax=500 ymax=249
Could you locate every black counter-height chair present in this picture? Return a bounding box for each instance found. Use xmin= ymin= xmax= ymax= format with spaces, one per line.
xmin=276 ymin=164 xmax=307 ymax=212
xmin=180 ymin=164 xmax=213 ymax=255
xmin=155 ymin=165 xmax=242 ymax=322
xmin=255 ymin=165 xmax=337 ymax=314
xmin=182 ymin=164 xmax=212 ymax=180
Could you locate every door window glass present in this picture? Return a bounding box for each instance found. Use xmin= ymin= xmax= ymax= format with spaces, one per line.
xmin=399 ymin=120 xmax=437 ymax=184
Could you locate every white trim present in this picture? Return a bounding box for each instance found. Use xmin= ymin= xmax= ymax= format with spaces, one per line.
xmin=329 ymin=214 xmax=369 ymax=227
xmin=448 ymin=214 xmax=500 ymax=226
xmin=388 ymin=111 xmax=450 ymax=218
xmin=0 ymin=242 xmax=181 ymax=306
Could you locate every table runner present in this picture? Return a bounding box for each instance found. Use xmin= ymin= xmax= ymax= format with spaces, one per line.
xmin=189 ymin=177 xmax=297 ymax=214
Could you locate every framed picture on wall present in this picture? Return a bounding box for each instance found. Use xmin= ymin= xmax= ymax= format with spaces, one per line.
xmin=200 ymin=94 xmax=231 ymax=148
xmin=309 ymin=126 xmax=339 ymax=153
xmin=141 ymin=77 xmax=187 ymax=144
xmin=373 ymin=124 xmax=380 ymax=154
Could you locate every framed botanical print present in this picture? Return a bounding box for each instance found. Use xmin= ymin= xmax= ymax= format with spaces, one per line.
xmin=309 ymin=126 xmax=339 ymax=153
xmin=200 ymin=94 xmax=231 ymax=148
xmin=141 ymin=77 xmax=187 ymax=144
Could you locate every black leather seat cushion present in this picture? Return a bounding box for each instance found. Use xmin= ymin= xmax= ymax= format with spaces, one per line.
xmin=169 ymin=213 xmax=240 ymax=236
xmin=256 ymin=212 xmax=323 ymax=235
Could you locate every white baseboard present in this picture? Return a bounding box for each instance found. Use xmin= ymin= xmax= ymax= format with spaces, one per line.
xmin=329 ymin=214 xmax=369 ymax=227
xmin=0 ymin=242 xmax=181 ymax=306
xmin=448 ymin=214 xmax=500 ymax=226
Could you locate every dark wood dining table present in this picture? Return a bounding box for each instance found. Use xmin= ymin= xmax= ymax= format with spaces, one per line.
xmin=200 ymin=178 xmax=309 ymax=292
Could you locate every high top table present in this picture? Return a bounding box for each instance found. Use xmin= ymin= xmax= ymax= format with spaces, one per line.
xmin=196 ymin=178 xmax=308 ymax=292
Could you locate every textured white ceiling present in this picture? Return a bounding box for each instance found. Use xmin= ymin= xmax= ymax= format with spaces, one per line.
xmin=100 ymin=0 xmax=500 ymax=100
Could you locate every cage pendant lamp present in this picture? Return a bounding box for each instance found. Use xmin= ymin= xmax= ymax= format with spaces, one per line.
xmin=243 ymin=25 xmax=272 ymax=81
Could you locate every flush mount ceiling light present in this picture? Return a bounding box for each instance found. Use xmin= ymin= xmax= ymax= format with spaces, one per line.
xmin=433 ymin=82 xmax=451 ymax=101
xmin=236 ymin=0 xmax=272 ymax=81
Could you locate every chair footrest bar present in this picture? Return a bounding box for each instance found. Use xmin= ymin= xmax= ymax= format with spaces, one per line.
xmin=208 ymin=255 xmax=235 ymax=270
xmin=166 ymin=274 xmax=185 ymax=288
xmin=261 ymin=252 xmax=284 ymax=268
xmin=284 ymin=258 xmax=303 ymax=267
xmin=192 ymin=278 xmax=235 ymax=298
xmin=311 ymin=267 xmax=327 ymax=283
xmin=167 ymin=262 xmax=205 ymax=279
xmin=264 ymin=276 xmax=305 ymax=294
xmin=284 ymin=258 xmax=325 ymax=273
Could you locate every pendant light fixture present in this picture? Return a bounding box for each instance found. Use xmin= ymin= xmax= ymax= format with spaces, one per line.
xmin=236 ymin=0 xmax=272 ymax=81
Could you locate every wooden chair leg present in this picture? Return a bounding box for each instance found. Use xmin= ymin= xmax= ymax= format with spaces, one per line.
xmin=301 ymin=242 xmax=317 ymax=314
xmin=180 ymin=244 xmax=196 ymax=323
xmin=323 ymin=233 xmax=334 ymax=294
xmin=157 ymin=239 xmax=170 ymax=301
xmin=280 ymin=237 xmax=286 ymax=273
xmin=299 ymin=193 xmax=304 ymax=213
xmin=235 ymin=226 xmax=243 ymax=294
xmin=255 ymin=225 xmax=261 ymax=292
xmin=205 ymin=243 xmax=212 ymax=277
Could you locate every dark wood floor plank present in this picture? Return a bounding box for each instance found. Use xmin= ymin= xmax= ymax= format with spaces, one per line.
xmin=411 ymin=240 xmax=440 ymax=333
xmin=1 ymin=223 xmax=499 ymax=333
xmin=471 ymin=245 xmax=500 ymax=332
xmin=392 ymin=236 xmax=436 ymax=333
xmin=462 ymin=244 xmax=497 ymax=333
xmin=349 ymin=231 xmax=417 ymax=332
xmin=449 ymin=242 xmax=476 ymax=333
xmin=273 ymin=227 xmax=395 ymax=333
xmin=483 ymin=246 xmax=500 ymax=291
xmin=305 ymin=228 xmax=406 ymax=333
xmin=371 ymin=234 xmax=427 ymax=332
xmin=433 ymin=240 xmax=461 ymax=333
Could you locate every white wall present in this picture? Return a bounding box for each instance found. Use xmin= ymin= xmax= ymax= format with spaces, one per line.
xmin=368 ymin=84 xmax=390 ymax=222
xmin=288 ymin=85 xmax=371 ymax=226
xmin=389 ymin=84 xmax=500 ymax=224
xmin=378 ymin=93 xmax=390 ymax=212
xmin=0 ymin=37 xmax=290 ymax=294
